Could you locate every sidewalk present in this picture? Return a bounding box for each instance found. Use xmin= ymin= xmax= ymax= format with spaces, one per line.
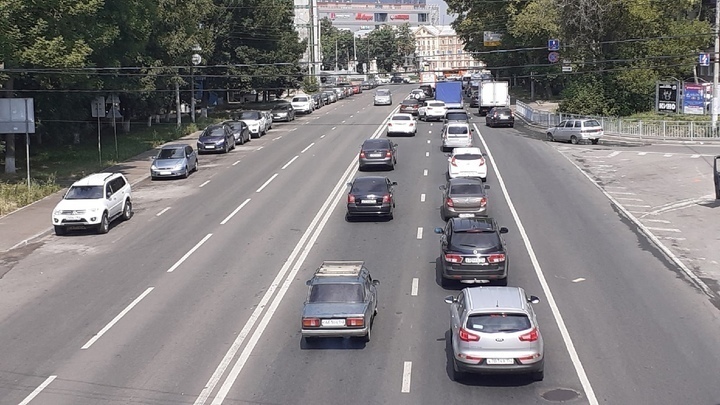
xmin=0 ymin=131 xmax=200 ymax=253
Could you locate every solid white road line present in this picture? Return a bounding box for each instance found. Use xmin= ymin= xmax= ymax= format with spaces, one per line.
xmin=220 ymin=199 xmax=251 ymax=225
xmin=81 ymin=287 xmax=154 ymax=349
xmin=691 ymin=154 xmax=701 ymax=158
xmin=18 ymin=375 xmax=57 ymax=405
xmin=416 ymin=227 xmax=423 ymax=239
xmin=232 ymin=160 xmax=241 ymax=166
xmin=256 ymin=173 xmax=279 ymax=193
xmin=194 ymin=105 xmax=402 ymax=405
xmin=420 ymin=193 xmax=426 ymax=202
xmin=645 ymin=227 xmax=682 ymax=233
xmin=623 ymin=204 xmax=651 ymax=208
xmin=608 ymin=191 xmax=636 ymax=195
xmin=156 ymin=207 xmax=171 ymax=217
xmin=423 ymin=169 xmax=428 ymax=176
xmin=411 ymin=278 xmax=419 ymax=296
xmin=603 ymin=186 xmax=627 ymax=189
xmin=281 ymin=156 xmax=299 ymax=170
xmin=474 ymin=123 xmax=600 ymax=405
xmin=167 ymin=234 xmax=213 ymax=273
xmin=401 ymin=361 xmax=412 ymax=393
xmin=257 ymin=146 xmax=264 ymax=150
xmin=301 ymin=143 xmax=315 ymax=153
xmin=199 ymin=180 xmax=211 ymax=188
xmin=607 ymin=151 xmax=621 ymax=157
xmin=643 ymin=219 xmax=671 ymax=224
xmin=615 ymin=197 xmax=644 ymax=201
xmin=638 ymin=152 xmax=647 ymax=156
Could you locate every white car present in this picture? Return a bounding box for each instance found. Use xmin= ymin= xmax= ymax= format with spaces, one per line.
xmin=52 ymin=172 xmax=133 ymax=235
xmin=419 ymin=100 xmax=447 ymax=122
xmin=237 ymin=110 xmax=266 ymax=138
xmin=410 ymin=89 xmax=426 ymax=101
xmin=386 ymin=113 xmax=417 ymax=136
xmin=291 ymin=95 xmax=314 ymax=114
xmin=447 ymin=147 xmax=487 ymax=181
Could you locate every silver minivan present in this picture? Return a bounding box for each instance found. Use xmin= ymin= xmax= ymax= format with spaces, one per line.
xmin=546 ymin=118 xmax=604 ymax=144
xmin=445 ymin=286 xmax=544 ymax=381
xmin=442 ymin=123 xmax=474 ymax=152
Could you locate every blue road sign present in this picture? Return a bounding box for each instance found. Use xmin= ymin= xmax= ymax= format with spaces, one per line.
xmin=699 ymin=53 xmax=710 ymax=67
xmin=548 ymin=52 xmax=560 ymax=63
xmin=548 ymin=39 xmax=560 ymax=51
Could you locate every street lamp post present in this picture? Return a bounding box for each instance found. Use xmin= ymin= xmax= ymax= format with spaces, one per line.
xmin=190 ymin=45 xmax=202 ymax=123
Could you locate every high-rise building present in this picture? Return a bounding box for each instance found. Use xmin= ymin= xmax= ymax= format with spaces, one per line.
xmin=294 ymin=0 xmax=322 ymax=77
xmin=317 ymin=0 xmax=437 ymax=32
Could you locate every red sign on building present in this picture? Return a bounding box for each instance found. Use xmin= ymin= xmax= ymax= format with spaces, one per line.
xmin=355 ymin=13 xmax=373 ymax=21
xmin=390 ymin=14 xmax=409 ymax=20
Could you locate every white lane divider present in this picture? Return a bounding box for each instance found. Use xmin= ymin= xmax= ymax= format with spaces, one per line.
xmin=156 ymin=207 xmax=171 ymax=217
xmin=301 ymin=143 xmax=315 ymax=154
xmin=331 ymin=126 xmax=336 ymax=130
xmin=425 ymin=152 xmax=429 ymax=157
xmin=320 ymin=134 xmax=326 ymax=139
xmin=607 ymin=151 xmax=621 ymax=157
xmin=18 ymin=375 xmax=57 ymax=405
xmin=282 ymin=156 xmax=299 ymax=170
xmin=643 ymin=218 xmax=671 ymax=224
xmin=401 ymin=361 xmax=412 ymax=393
xmin=273 ymin=136 xmax=282 ymax=140
xmin=220 ymin=199 xmax=251 ymax=225
xmin=257 ymin=146 xmax=264 ymax=150
xmin=474 ymin=123 xmax=600 ymax=405
xmin=691 ymin=154 xmax=701 ymax=158
xmin=199 ymin=180 xmax=210 ymax=188
xmin=623 ymin=204 xmax=651 ymax=208
xmin=420 ymin=193 xmax=426 ymax=202
xmin=428 ymin=130 xmax=432 ymax=134
xmin=608 ymin=191 xmax=636 ymax=195
xmin=427 ymin=139 xmax=430 ymax=144
xmin=81 ymin=287 xmax=155 ymax=349
xmin=411 ymin=278 xmax=419 ymax=296
xmin=232 ymin=160 xmax=241 ymax=166
xmin=645 ymin=227 xmax=682 ymax=233
xmin=416 ymin=227 xmax=423 ymax=239
xmin=342 ymin=120 xmax=346 ymax=123
xmin=291 ymin=128 xmax=298 ymax=132
xmin=663 ymin=154 xmax=673 ymax=157
xmin=167 ymin=234 xmax=213 ymax=273
xmin=638 ymin=152 xmax=647 ymax=156
xmin=256 ymin=173 xmax=279 ymax=193
xmin=423 ymin=169 xmax=428 ymax=176
xmin=615 ymin=197 xmax=644 ymax=201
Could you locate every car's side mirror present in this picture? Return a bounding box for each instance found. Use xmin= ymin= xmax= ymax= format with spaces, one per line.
xmin=391 ymin=181 xmax=398 ymax=186
xmin=444 ymin=295 xmax=456 ymax=304
xmin=445 ymin=153 xmax=451 ymax=157
xmin=484 ymin=185 xmax=490 ymax=190
xmin=106 ymin=191 xmax=112 ymax=199
xmin=499 ymin=227 xmax=509 ymax=234
xmin=434 ymin=227 xmax=444 ymax=234
xmin=305 ymin=280 xmax=312 ymax=286
xmin=528 ymin=295 xmax=540 ymax=304
xmin=372 ymin=279 xmax=380 ymax=286
xmin=393 ymin=143 xmax=398 ymax=147
xmin=439 ymin=185 xmax=446 ymax=190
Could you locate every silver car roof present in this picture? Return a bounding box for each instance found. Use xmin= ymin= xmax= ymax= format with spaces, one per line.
xmin=465 ymin=287 xmax=529 ymax=313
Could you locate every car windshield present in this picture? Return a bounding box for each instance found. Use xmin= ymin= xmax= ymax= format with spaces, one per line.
xmin=428 ymin=102 xmax=445 ymax=107
xmin=466 ymin=313 xmax=531 ymax=333
xmin=448 ymin=126 xmax=469 ymax=135
xmin=309 ymin=284 xmax=364 ymax=303
xmin=202 ymin=127 xmax=225 ymax=137
xmin=450 ymin=184 xmax=484 ymax=195
xmin=292 ymin=97 xmax=308 ymax=102
xmin=454 ymin=154 xmax=482 ymax=160
xmin=352 ymin=178 xmax=388 ymax=193
xmin=239 ymin=111 xmax=261 ymax=120
xmin=392 ymin=115 xmax=411 ymax=121
xmin=376 ymin=90 xmax=390 ymax=96
xmin=65 ymin=185 xmax=103 ymax=200
xmin=450 ymin=232 xmax=500 ymax=249
xmin=157 ymin=148 xmax=185 ymax=159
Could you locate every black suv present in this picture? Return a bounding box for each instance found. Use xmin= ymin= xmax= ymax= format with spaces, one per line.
xmin=434 ymin=217 xmax=509 ymax=287
xmin=419 ymin=84 xmax=434 ymax=98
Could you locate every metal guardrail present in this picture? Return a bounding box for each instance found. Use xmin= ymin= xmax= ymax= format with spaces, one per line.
xmin=515 ymin=100 xmax=720 ymax=140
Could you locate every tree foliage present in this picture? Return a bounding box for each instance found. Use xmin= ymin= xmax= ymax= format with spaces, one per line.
xmin=354 ymin=24 xmax=417 ymax=73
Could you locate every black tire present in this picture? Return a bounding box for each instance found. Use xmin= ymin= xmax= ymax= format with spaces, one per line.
xmin=546 ymin=133 xmax=554 ymax=142
xmin=183 ymin=166 xmax=189 ymax=179
xmin=591 ymin=138 xmax=599 ymax=145
xmin=440 ymin=276 xmax=451 ymax=288
xmin=571 ymin=135 xmax=578 ymax=145
xmin=224 ymin=143 xmax=229 ymax=154
xmin=97 ymin=213 xmax=109 ymax=234
xmin=362 ymin=325 xmax=371 ymax=343
xmin=121 ymin=200 xmax=133 ymax=221
xmin=495 ymin=277 xmax=508 ymax=286
xmin=151 ymin=176 xmax=157 ymax=181
xmin=450 ymin=358 xmax=465 ymax=382
xmin=532 ymin=368 xmax=545 ymax=382
xmin=193 ymin=160 xmax=199 ymax=172
xmin=54 ymin=225 xmax=66 ymax=236
xmin=509 ymin=124 xmax=514 ymax=128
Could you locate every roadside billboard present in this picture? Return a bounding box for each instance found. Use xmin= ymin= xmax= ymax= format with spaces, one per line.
xmin=682 ymin=83 xmax=705 ymax=115
xmin=656 ymin=82 xmax=678 ymax=114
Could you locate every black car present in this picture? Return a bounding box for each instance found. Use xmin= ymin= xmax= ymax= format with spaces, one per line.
xmin=434 ymin=217 xmax=509 ymax=287
xmin=419 ymin=84 xmax=434 ymax=98
xmin=358 ymin=138 xmax=398 ymax=171
xmin=390 ymin=76 xmax=404 ymax=84
xmin=271 ymin=102 xmax=295 ymax=122
xmin=318 ymin=92 xmax=330 ymax=105
xmin=469 ymin=92 xmax=479 ymax=108
xmin=196 ymin=124 xmax=235 ymax=154
xmin=346 ymin=176 xmax=397 ymax=220
xmin=399 ymin=99 xmax=420 ymax=115
xmin=223 ymin=120 xmax=251 ymax=145
xmin=310 ymin=93 xmax=324 ymax=109
xmin=485 ymin=107 xmax=515 ymax=128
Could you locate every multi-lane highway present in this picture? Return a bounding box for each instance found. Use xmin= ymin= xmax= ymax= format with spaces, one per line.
xmin=1 ymin=85 xmax=720 ymax=405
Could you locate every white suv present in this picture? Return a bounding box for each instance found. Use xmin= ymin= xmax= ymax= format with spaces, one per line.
xmin=52 ymin=172 xmax=133 ymax=235
xmin=291 ymin=95 xmax=314 ymax=114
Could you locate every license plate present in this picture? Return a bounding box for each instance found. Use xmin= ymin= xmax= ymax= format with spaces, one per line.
xmin=369 ymin=153 xmax=382 ymax=158
xmin=486 ymin=358 xmax=514 ymax=365
xmin=361 ymin=199 xmax=376 ymax=204
xmin=458 ymin=213 xmax=474 ymax=218
xmin=321 ymin=319 xmax=346 ymax=327
xmin=464 ymin=257 xmax=486 ymax=264
xmin=160 ymin=171 xmax=171 ymax=175
xmin=205 ymin=145 xmax=216 ymax=149
xmin=65 ymin=216 xmax=80 ymax=221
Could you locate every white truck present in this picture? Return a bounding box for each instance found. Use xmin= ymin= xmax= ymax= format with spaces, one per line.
xmin=421 ymin=72 xmax=436 ymax=88
xmin=478 ymin=81 xmax=510 ymax=116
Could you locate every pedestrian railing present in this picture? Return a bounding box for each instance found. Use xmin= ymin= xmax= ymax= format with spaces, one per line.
xmin=515 ymin=100 xmax=720 ymax=140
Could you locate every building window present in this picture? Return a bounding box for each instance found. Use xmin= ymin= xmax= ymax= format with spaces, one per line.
xmin=418 ymin=13 xmax=427 ymax=22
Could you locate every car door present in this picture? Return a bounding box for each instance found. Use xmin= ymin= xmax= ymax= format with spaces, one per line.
xmin=106 ymin=179 xmax=122 ymax=217
xmin=555 ymin=120 xmax=570 ymax=141
xmin=185 ymin=146 xmax=196 ymax=168
xmin=450 ymin=291 xmax=465 ymax=338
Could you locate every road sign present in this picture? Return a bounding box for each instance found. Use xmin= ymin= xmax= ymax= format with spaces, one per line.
xmin=699 ymin=53 xmax=710 ymax=67
xmin=562 ymin=65 xmax=572 ymax=72
xmin=548 ymin=52 xmax=560 ymax=63
xmin=191 ymin=54 xmax=202 ymax=66
xmin=91 ymin=97 xmax=106 ymax=118
xmin=548 ymin=39 xmax=560 ymax=51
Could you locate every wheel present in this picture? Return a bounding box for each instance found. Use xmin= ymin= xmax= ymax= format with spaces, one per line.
xmin=97 ymin=212 xmax=109 ymax=234
xmin=224 ymin=143 xmax=229 ymax=153
xmin=571 ymin=135 xmax=578 ymax=145
xmin=151 ymin=176 xmax=157 ymax=181
xmin=193 ymin=160 xmax=199 ymax=172
xmin=450 ymin=358 xmax=465 ymax=382
xmin=441 ymin=209 xmax=448 ymax=222
xmin=362 ymin=324 xmax=371 ymax=343
xmin=495 ymin=277 xmax=508 ymax=286
xmin=546 ymin=133 xmax=554 ymax=142
xmin=509 ymin=124 xmax=514 ymax=128
xmin=532 ymin=367 xmax=545 ymax=381
xmin=183 ymin=166 xmax=189 ymax=178
xmin=591 ymin=138 xmax=599 ymax=145
xmin=121 ymin=200 xmax=133 ymax=221
xmin=481 ymin=177 xmax=487 ymax=183
xmin=54 ymin=225 xmax=66 ymax=236
xmin=440 ymin=276 xmax=451 ymax=288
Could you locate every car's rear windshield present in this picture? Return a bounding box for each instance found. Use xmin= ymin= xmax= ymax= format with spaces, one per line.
xmin=446 ymin=113 xmax=468 ymax=120
xmin=401 ymin=100 xmax=418 ymax=105
xmin=158 ymin=148 xmax=185 ymax=159
xmin=352 ymin=178 xmax=388 ymax=193
xmin=454 ymin=154 xmax=482 ymax=160
xmin=238 ymin=111 xmax=261 ymax=120
xmin=466 ymin=313 xmax=531 ymax=333
xmin=376 ymin=90 xmax=390 ymax=96
xmin=292 ymin=97 xmax=308 ymax=102
xmin=584 ymin=120 xmax=601 ymax=127
xmin=494 ymin=108 xmax=512 ymax=114
xmin=450 ymin=230 xmax=499 ymax=247
xmin=65 ymin=185 xmax=103 ymax=200
xmin=448 ymin=126 xmax=469 ymax=134
xmin=392 ymin=115 xmax=411 ymax=121
xmin=363 ymin=139 xmax=389 ymax=149
xmin=450 ymin=184 xmax=484 ymax=195
xmin=309 ymin=284 xmax=364 ymax=303
xmin=428 ymin=102 xmax=445 ymax=107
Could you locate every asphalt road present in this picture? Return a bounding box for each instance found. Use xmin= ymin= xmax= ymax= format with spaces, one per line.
xmin=1 ymin=86 xmax=720 ymax=405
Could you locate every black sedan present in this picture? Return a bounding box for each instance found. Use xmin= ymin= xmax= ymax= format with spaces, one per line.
xmin=434 ymin=217 xmax=509 ymax=287
xmin=346 ymin=176 xmax=397 ymax=220
xmin=485 ymin=107 xmax=515 ymax=128
xmin=223 ymin=120 xmax=251 ymax=145
xmin=197 ymin=124 xmax=235 ymax=154
xmin=358 ymin=138 xmax=398 ymax=171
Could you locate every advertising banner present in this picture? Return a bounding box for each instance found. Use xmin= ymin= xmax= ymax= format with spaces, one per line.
xmin=656 ymin=82 xmax=678 ymax=114
xmin=682 ymin=83 xmax=705 ymax=115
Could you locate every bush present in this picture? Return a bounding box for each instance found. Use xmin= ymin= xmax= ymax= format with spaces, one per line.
xmin=302 ymin=76 xmax=319 ymax=93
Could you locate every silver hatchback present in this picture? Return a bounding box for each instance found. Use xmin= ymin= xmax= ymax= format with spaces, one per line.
xmin=445 ymin=286 xmax=544 ymax=381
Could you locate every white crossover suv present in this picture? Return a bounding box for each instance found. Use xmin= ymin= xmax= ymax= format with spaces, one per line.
xmin=52 ymin=172 xmax=133 ymax=235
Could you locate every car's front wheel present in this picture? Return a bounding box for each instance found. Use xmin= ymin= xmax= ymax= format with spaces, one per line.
xmin=546 ymin=133 xmax=554 ymax=142
xmin=571 ymin=135 xmax=579 ymax=144
xmin=97 ymin=212 xmax=109 ymax=234
xmin=122 ymin=200 xmax=133 ymax=221
xmin=591 ymin=138 xmax=599 ymax=145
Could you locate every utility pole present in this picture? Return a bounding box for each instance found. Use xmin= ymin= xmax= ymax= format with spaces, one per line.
xmin=335 ymin=39 xmax=339 ymax=72
xmin=713 ymin=0 xmax=719 ymax=130
xmin=353 ymin=34 xmax=357 ymax=73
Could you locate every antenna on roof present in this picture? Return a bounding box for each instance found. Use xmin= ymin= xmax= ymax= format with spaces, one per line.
xmin=496 ymin=300 xmax=499 ymax=308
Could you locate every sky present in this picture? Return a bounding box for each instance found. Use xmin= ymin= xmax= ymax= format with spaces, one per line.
xmin=428 ymin=0 xmax=456 ymax=25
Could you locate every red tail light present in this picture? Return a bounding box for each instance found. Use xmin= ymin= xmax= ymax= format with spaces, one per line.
xmin=348 ymin=194 xmax=356 ymax=203
xmin=450 ymin=157 xmax=457 ymax=167
xmin=410 ymin=122 xmax=414 ymax=126
xmin=387 ymin=123 xmax=393 ymax=126
xmin=459 ymin=327 xmax=480 ymax=342
xmin=444 ymin=253 xmax=462 ymax=263
xmin=385 ymin=150 xmax=392 ymax=157
xmin=519 ymin=328 xmax=539 ymax=342
xmin=446 ymin=197 xmax=454 ymax=207
xmin=488 ymin=253 xmax=506 ymax=263
xmin=478 ymin=157 xmax=485 ymax=166
xmin=302 ymin=317 xmax=320 ymax=328
xmin=360 ymin=151 xmax=366 ymax=158
xmin=346 ymin=317 xmax=364 ymax=327
xmin=382 ymin=194 xmax=392 ymax=203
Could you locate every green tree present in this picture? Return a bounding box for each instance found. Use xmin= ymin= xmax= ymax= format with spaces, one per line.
xmin=320 ymin=18 xmax=354 ymax=71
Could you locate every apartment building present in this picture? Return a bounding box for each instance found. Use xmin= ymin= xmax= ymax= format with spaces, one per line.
xmin=317 ymin=0 xmax=438 ymax=32
xmin=413 ymin=25 xmax=479 ymax=74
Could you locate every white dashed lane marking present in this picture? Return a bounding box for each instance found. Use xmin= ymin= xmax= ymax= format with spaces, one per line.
xmin=19 ymin=375 xmax=57 ymax=405
xmin=401 ymin=361 xmax=412 ymax=393
xmin=609 ymin=191 xmax=636 ymax=195
xmin=199 ymin=180 xmax=210 ymax=188
xmin=411 ymin=278 xmax=419 ymax=296
xmin=425 ymin=152 xmax=429 ymax=157
xmin=221 ymin=198 xmax=251 ymax=225
xmin=301 ymin=143 xmax=315 ymax=153
xmin=232 ymin=160 xmax=241 ymax=166
xmin=81 ymin=287 xmax=155 ymax=349
xmin=423 ymin=169 xmax=428 ymax=176
xmin=616 ymin=197 xmax=643 ymax=201
xmin=416 ymin=227 xmax=423 ymax=239
xmin=257 ymin=146 xmax=264 ymax=151
xmin=427 ymin=140 xmax=431 ymax=144
xmin=281 ymin=156 xmax=299 ymax=170
xmin=607 ymin=151 xmax=621 ymax=157
xmin=623 ymin=204 xmax=651 ymax=208
xmin=643 ymin=219 xmax=671 ymax=224
xmin=256 ymin=173 xmax=279 ymax=193
xmin=420 ymin=193 xmax=426 ymax=202
xmin=638 ymin=152 xmax=647 ymax=156
xmin=156 ymin=207 xmax=171 ymax=217
xmin=691 ymin=154 xmax=701 ymax=158
xmin=663 ymin=154 xmax=673 ymax=157
xmin=646 ymin=227 xmax=682 ymax=233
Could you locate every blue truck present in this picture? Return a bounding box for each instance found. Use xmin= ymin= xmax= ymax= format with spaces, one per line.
xmin=435 ymin=81 xmax=464 ymax=109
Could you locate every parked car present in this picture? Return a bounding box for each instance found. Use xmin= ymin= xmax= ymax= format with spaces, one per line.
xmin=485 ymin=107 xmax=514 ymax=128
xmin=224 ymin=120 xmax=251 ymax=145
xmin=150 ymin=144 xmax=198 ymax=180
xmin=359 ymin=138 xmax=398 ymax=171
xmin=444 ymin=287 xmax=544 ymax=381
xmin=318 ymin=92 xmax=330 ymax=106
xmin=271 ymin=102 xmax=295 ymax=122
xmin=390 ymin=76 xmax=404 ymax=84
xmin=261 ymin=110 xmax=273 ymax=131
xmin=434 ymin=217 xmax=509 ymax=287
xmin=323 ymin=90 xmax=338 ymax=103
xmin=52 ymin=172 xmax=133 ymax=235
xmin=447 ymin=147 xmax=487 ymax=181
xmin=291 ymin=95 xmax=314 ymax=114
xmin=361 ymin=81 xmax=373 ymax=90
xmin=418 ymin=100 xmax=447 ymax=122
xmin=333 ymin=87 xmax=345 ymax=100
xmin=346 ymin=176 xmax=397 ymax=220
xmin=237 ymin=110 xmax=266 ymax=138
xmin=197 ymin=124 xmax=235 ymax=153
xmin=440 ymin=178 xmax=489 ymax=221
xmin=386 ymin=113 xmax=417 ymax=137
xmin=546 ymin=118 xmax=603 ymax=144
xmin=442 ymin=123 xmax=474 ymax=152
xmin=301 ymin=260 xmax=379 ymax=343
xmin=374 ymin=89 xmax=393 ymax=106
xmin=399 ymin=99 xmax=420 ymax=115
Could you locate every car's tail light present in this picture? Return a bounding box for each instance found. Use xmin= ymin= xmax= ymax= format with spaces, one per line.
xmin=488 ymin=253 xmax=506 ymax=263
xmin=382 ymin=194 xmax=392 ymax=203
xmin=450 ymin=157 xmax=457 ymax=167
xmin=446 ymin=197 xmax=454 ymax=207
xmin=387 ymin=123 xmax=393 ymax=126
xmin=346 ymin=317 xmax=364 ymax=327
xmin=359 ymin=151 xmax=366 ymax=158
xmin=459 ymin=327 xmax=480 ymax=342
xmin=385 ymin=150 xmax=392 ymax=157
xmin=480 ymin=197 xmax=487 ymax=207
xmin=302 ymin=317 xmax=320 ymax=328
xmin=348 ymin=194 xmax=356 ymax=203
xmin=519 ymin=328 xmax=539 ymax=342
xmin=444 ymin=253 xmax=462 ymax=263
xmin=410 ymin=122 xmax=414 ymax=126
xmin=478 ymin=157 xmax=485 ymax=166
